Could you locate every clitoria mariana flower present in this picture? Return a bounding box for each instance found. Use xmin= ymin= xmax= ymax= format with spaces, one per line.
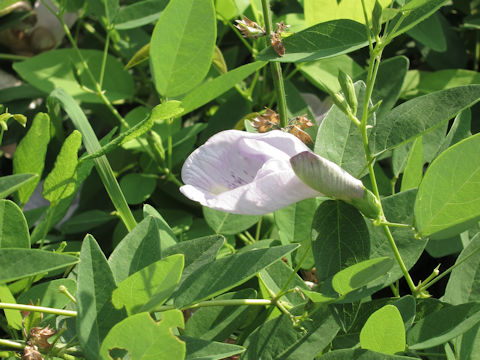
xmin=180 ymin=130 xmax=367 ymax=215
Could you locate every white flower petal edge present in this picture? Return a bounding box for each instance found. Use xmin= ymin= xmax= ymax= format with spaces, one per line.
xmin=180 ymin=130 xmax=321 ymax=215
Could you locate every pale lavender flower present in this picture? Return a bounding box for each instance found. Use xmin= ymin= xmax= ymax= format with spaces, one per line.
xmin=180 ymin=130 xmax=320 ymax=215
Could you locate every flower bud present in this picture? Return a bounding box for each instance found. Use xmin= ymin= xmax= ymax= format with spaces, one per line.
xmin=290 ymin=151 xmax=365 ymax=200
xmin=338 ymin=70 xmax=358 ymax=115
xmin=290 ymin=151 xmax=382 ymax=219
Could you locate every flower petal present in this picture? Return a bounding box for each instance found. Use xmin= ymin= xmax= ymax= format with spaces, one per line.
xmin=180 ymin=130 xmax=319 ymax=215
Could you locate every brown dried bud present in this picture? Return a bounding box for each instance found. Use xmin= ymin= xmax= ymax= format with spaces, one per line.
xmin=251 ymin=107 xmax=280 ymax=133
xmin=288 ymin=125 xmax=313 ymax=144
xmin=234 ymin=16 xmax=266 ymax=38
xmin=293 ymin=115 xmax=314 ymax=130
xmin=22 ymin=345 xmax=43 ymax=360
xmin=275 ymin=21 xmax=290 ymax=34
xmin=270 ymin=32 xmax=285 ymax=56
xmin=28 ymin=326 xmax=55 ymax=349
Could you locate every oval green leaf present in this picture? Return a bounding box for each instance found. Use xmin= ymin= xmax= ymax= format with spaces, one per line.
xmin=415 ymin=133 xmax=480 ymax=239
xmin=371 ymin=85 xmax=480 ymax=156
xmin=0 ymin=200 xmax=30 ymax=249
xmin=257 ymin=19 xmax=368 ymax=63
xmin=360 ymin=305 xmax=406 ymax=355
xmin=100 ymin=311 xmax=185 ymax=359
xmin=112 ymin=254 xmax=184 ymax=315
xmin=407 ymin=302 xmax=480 ymax=350
xmin=332 ymin=257 xmax=394 ymax=296
xmin=150 ymin=0 xmax=216 ymax=97
xmin=13 ymin=49 xmax=134 ymax=103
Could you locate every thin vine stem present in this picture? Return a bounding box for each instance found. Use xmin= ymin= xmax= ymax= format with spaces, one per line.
xmin=99 ymin=29 xmax=111 ymax=89
xmin=0 ymin=303 xmax=77 ymax=317
xmin=156 ymin=299 xmax=272 ymax=312
xmin=260 ymin=0 xmax=288 ymax=128
xmin=358 ymin=0 xmax=418 ymax=296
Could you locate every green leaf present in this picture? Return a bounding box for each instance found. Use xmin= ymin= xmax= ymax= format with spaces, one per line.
xmin=180 ymin=61 xmax=266 ymax=115
xmin=76 ymin=235 xmax=125 ymax=360
xmin=415 ymin=133 xmax=480 ymax=239
xmin=242 ymin=306 xmax=340 ymax=359
xmin=321 ymin=349 xmax=418 ymax=359
xmin=109 ymin=216 xmax=166 ymax=283
xmin=125 ymin=43 xmax=150 ymax=69
xmin=183 ymin=336 xmax=245 ymax=360
xmin=13 ymin=49 xmax=134 ymax=103
xmin=360 ymin=305 xmax=406 ymax=354
xmin=407 ymin=302 xmax=480 ymax=350
xmin=0 ymin=285 xmax=22 ymax=329
xmin=100 ymin=311 xmax=185 ymax=359
xmin=304 ymin=0 xmax=392 ymax=25
xmin=119 ymin=173 xmax=157 ymax=205
xmin=184 ymin=289 xmax=256 ymax=341
xmin=434 ymin=109 xmax=472 ymax=159
xmin=112 ymin=254 xmax=184 ymax=315
xmin=0 ymin=249 xmax=78 ymax=283
xmin=0 ymin=200 xmax=30 ymax=248
xmin=275 ymin=198 xmax=319 ymax=269
xmin=387 ymin=0 xmax=447 ymax=38
xmin=256 ymin=19 xmax=368 ymax=63
xmin=198 ymin=92 xmax=251 ymax=144
xmin=299 ymin=54 xmax=364 ymax=94
xmin=162 ymin=235 xmax=224 ymax=283
xmin=314 ymin=81 xmax=369 ymax=177
xmin=402 ymin=69 xmax=480 ymax=98
xmin=150 ymin=0 xmax=216 ymax=97
xmin=400 ymin=137 xmax=423 ymax=191
xmin=12 ymin=112 xmax=50 ymax=204
xmin=114 ymin=0 xmax=167 ymax=29
xmin=173 ymin=244 xmax=298 ymax=308
xmin=332 ymin=257 xmax=394 ymax=296
xmin=60 ymin=210 xmax=115 ymax=234
xmin=312 ymin=200 xmax=370 ymax=282
xmin=370 ymin=85 xmax=480 ymax=156
xmin=402 ymin=0 xmax=436 ymax=11
xmin=407 ymin=12 xmax=446 ymax=52
xmin=143 ymin=204 xmax=178 ymax=248
xmin=43 ymin=130 xmax=82 ymax=203
xmin=0 ymin=174 xmax=37 ymax=200
xmin=203 ymin=207 xmax=259 ymax=235
xmin=443 ymin=233 xmax=480 ymax=305
xmin=393 ymin=295 xmax=416 ymax=331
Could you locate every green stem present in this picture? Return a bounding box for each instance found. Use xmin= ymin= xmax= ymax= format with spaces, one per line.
xmin=0 ymin=302 xmax=77 ymax=317
xmin=0 ymin=53 xmax=29 ymax=61
xmin=421 ymin=245 xmax=480 ymax=292
xmin=59 ymin=285 xmax=77 ymax=304
xmin=255 ymin=218 xmax=263 ymax=241
xmin=0 ymin=338 xmax=24 ymax=350
xmin=156 ymin=299 xmax=272 ymax=312
xmin=382 ymin=224 xmax=418 ymax=294
xmin=260 ymin=0 xmax=288 ymax=128
xmin=357 ymin=1 xmax=417 ymax=296
xmin=99 ymin=29 xmax=111 ymax=89
xmin=278 ymin=243 xmax=312 ymax=295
